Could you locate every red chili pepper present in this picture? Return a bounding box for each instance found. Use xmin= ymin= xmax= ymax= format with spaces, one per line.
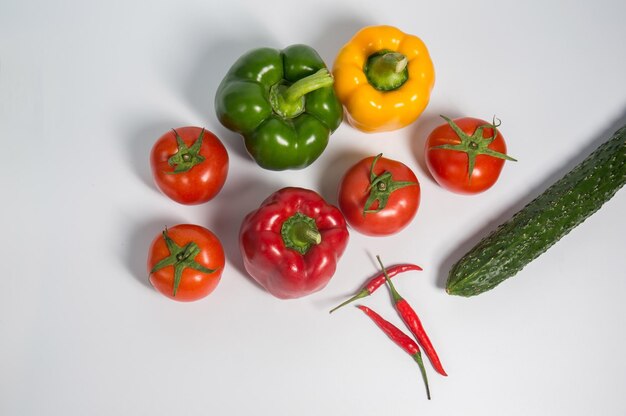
xmin=357 ymin=305 xmax=431 ymax=400
xmin=377 ymin=255 xmax=448 ymax=377
xmin=329 ymin=263 xmax=422 ymax=313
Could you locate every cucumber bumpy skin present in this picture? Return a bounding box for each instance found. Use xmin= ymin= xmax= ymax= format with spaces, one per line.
xmin=446 ymin=125 xmax=626 ymax=297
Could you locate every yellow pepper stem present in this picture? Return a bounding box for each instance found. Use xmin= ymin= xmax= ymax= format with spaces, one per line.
xmin=364 ymin=51 xmax=409 ymax=91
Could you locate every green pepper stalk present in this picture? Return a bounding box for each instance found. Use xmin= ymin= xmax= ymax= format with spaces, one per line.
xmin=269 ymin=69 xmax=334 ymax=119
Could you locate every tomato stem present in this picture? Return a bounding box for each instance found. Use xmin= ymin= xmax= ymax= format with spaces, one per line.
xmin=166 ymin=129 xmax=206 ymax=174
xmin=430 ymin=115 xmax=517 ymax=179
xmin=363 ymin=154 xmax=418 ymax=215
xmin=149 ymin=228 xmax=219 ymax=296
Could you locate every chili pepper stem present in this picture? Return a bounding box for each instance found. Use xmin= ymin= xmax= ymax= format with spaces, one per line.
xmin=329 ymin=264 xmax=423 ymax=314
xmin=376 ymin=255 xmax=403 ymax=303
xmin=413 ymin=351 xmax=432 ymax=400
xmin=328 ymin=290 xmax=369 ymax=314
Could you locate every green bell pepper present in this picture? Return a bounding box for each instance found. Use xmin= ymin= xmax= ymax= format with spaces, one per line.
xmin=215 ymin=44 xmax=343 ymax=171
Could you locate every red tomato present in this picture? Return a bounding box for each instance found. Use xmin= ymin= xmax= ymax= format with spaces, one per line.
xmin=424 ymin=116 xmax=514 ymax=194
xmin=150 ymin=126 xmax=229 ymax=205
xmin=147 ymin=224 xmax=225 ymax=302
xmin=338 ymin=154 xmax=420 ymax=236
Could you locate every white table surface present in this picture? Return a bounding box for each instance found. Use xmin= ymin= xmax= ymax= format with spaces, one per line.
xmin=2 ymin=0 xmax=625 ymax=414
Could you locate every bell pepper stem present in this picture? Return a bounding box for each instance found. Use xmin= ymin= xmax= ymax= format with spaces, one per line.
xmin=270 ymin=69 xmax=334 ymax=119
xmin=284 ymin=69 xmax=334 ymax=102
xmin=365 ymin=51 xmax=409 ymax=91
xmin=292 ymin=221 xmax=322 ymax=245
xmin=370 ymin=52 xmax=408 ymax=75
xmin=281 ymin=212 xmax=322 ymax=255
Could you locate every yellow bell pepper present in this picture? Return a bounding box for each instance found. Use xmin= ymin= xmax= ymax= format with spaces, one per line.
xmin=332 ymin=25 xmax=435 ymax=133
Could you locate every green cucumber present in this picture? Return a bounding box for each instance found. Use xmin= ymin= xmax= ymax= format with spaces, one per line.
xmin=446 ymin=124 xmax=626 ymax=297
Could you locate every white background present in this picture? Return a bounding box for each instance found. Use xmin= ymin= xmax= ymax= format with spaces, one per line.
xmin=2 ymin=0 xmax=625 ymax=414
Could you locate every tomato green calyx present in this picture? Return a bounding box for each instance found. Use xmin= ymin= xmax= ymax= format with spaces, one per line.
xmin=149 ymin=228 xmax=218 ymax=296
xmin=281 ymin=212 xmax=322 ymax=255
xmin=269 ymin=68 xmax=334 ymax=119
xmin=431 ymin=115 xmax=517 ymax=179
xmin=364 ymin=154 xmax=418 ymax=215
xmin=166 ymin=129 xmax=206 ymax=174
xmin=364 ymin=50 xmax=409 ymax=91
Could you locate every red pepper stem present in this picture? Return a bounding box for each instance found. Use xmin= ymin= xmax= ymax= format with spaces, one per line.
xmin=293 ymin=223 xmax=322 ymax=245
xmin=328 ymin=289 xmax=369 ymax=314
xmin=281 ymin=212 xmax=322 ymax=255
xmin=376 ymin=255 xmax=403 ymax=304
xmin=412 ymin=351 xmax=432 ymax=400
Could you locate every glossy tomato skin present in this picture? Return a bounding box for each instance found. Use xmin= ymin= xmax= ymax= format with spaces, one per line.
xmin=147 ymin=224 xmax=225 ymax=302
xmin=150 ymin=127 xmax=229 ymax=205
xmin=338 ymin=156 xmax=420 ymax=236
xmin=425 ymin=117 xmax=507 ymax=194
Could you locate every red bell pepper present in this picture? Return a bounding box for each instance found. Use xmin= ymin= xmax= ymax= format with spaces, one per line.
xmin=239 ymin=187 xmax=349 ymax=299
